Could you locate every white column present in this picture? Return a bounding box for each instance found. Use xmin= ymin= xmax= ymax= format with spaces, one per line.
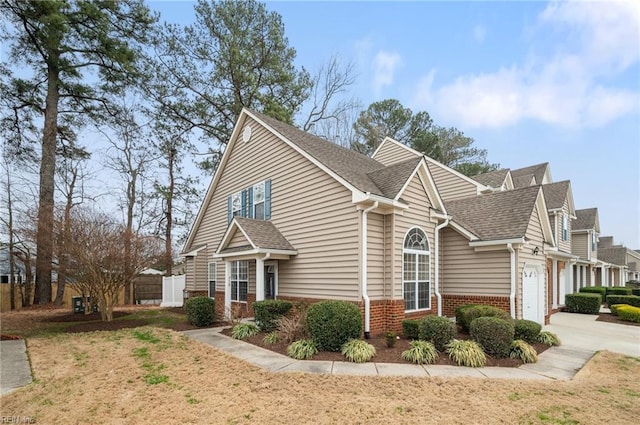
xmin=552 ymin=260 xmax=558 ymax=309
xmin=224 ymin=260 xmax=232 ymax=319
xmin=256 ymin=257 xmax=265 ymax=302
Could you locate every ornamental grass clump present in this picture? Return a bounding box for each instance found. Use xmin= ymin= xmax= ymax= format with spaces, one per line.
xmin=509 ymin=340 xmax=538 ymax=364
xmin=401 ymin=340 xmax=438 ymax=365
xmin=536 ymin=331 xmax=561 ymax=346
xmin=262 ymin=331 xmax=280 ymax=345
xmin=341 ymin=339 xmax=376 ymax=363
xmin=445 ymin=339 xmax=486 ymax=368
xmin=231 ymin=323 xmax=259 ymax=340
xmin=287 ymin=339 xmax=318 ymax=360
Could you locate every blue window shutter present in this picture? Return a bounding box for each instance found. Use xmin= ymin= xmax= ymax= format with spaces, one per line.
xmin=241 ymin=190 xmax=247 ymax=218
xmin=265 ymin=179 xmax=271 ymax=219
xmin=227 ymin=195 xmax=232 ymax=223
xmin=248 ymin=187 xmax=254 ymax=219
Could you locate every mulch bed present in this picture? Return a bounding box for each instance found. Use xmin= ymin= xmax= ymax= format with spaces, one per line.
xmin=220 ymin=327 xmax=550 ymax=367
xmin=1 ymin=334 xmax=22 ymax=340
xmin=596 ymin=312 xmax=640 ymax=327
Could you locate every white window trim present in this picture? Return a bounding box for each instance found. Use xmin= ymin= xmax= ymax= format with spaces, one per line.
xmin=230 ymin=260 xmax=248 ymax=303
xmin=403 ymin=227 xmax=431 ymax=312
xmin=207 ymin=262 xmax=216 ymax=299
xmin=253 ymin=181 xmax=265 ymax=220
xmin=562 ymin=215 xmax=568 ymax=241
xmin=231 ymin=191 xmax=242 ymax=217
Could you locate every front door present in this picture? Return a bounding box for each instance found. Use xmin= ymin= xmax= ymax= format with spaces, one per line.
xmin=264 ymin=264 xmax=276 ymax=300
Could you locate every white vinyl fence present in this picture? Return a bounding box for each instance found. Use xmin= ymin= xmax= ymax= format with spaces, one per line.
xmin=160 ymin=275 xmax=185 ymax=307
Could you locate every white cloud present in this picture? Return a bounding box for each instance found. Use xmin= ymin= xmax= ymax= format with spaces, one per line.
xmin=413 ymin=0 xmax=640 ymax=129
xmin=372 ymin=50 xmax=402 ymax=96
xmin=473 ymin=24 xmax=486 ymax=44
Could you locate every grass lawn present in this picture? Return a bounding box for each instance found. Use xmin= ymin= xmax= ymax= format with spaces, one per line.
xmin=1 ymin=308 xmax=639 ymax=424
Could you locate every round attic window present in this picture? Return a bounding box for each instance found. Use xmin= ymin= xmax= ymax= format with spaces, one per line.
xmin=242 ymin=125 xmax=252 ymax=143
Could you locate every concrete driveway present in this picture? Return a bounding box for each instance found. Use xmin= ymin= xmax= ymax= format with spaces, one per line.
xmin=545 ymin=312 xmax=640 ymax=357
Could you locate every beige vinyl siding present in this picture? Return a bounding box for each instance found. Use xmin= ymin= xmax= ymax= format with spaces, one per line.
xmin=373 ymin=141 xmax=420 ymax=166
xmin=393 ymin=174 xmax=436 ymax=302
xmin=572 ymin=233 xmax=588 ymax=260
xmin=227 ymin=229 xmax=250 ymax=249
xmin=425 ymin=161 xmax=478 ymax=201
xmin=188 ymin=117 xmax=360 ymax=300
xmin=190 ymin=247 xmax=209 ymax=292
xmin=558 ymin=199 xmax=572 ymax=253
xmin=184 ymin=257 xmax=195 ymax=288
xmin=441 ymin=228 xmax=511 ymax=295
xmin=367 ymin=213 xmax=386 ymax=300
xmin=516 ymin=204 xmax=547 ymax=317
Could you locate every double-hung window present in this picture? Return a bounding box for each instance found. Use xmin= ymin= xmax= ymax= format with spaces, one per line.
xmin=227 ymin=179 xmax=271 ymax=222
xmin=230 ymin=260 xmax=248 ymax=302
xmin=403 ymin=228 xmax=430 ymax=311
xmin=231 ymin=191 xmax=242 ymax=218
xmin=592 ymin=232 xmax=596 ymax=252
xmin=208 ymin=262 xmax=216 ymax=298
xmin=562 ymin=214 xmax=568 ymax=241
xmin=253 ymin=181 xmax=265 ymax=220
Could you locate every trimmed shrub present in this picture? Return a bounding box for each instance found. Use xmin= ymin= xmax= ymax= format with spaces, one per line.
xmin=458 ymin=305 xmax=512 ymax=332
xmin=617 ymin=305 xmax=640 ymax=323
xmin=537 ymin=331 xmax=561 ymax=347
xmin=184 ymin=296 xmax=215 ymax=327
xmin=510 ymin=340 xmax=538 ymax=364
xmin=514 ymin=319 xmax=542 ymax=343
xmin=446 ymin=340 xmax=486 ymax=368
xmin=606 ymin=295 xmax=640 ymax=308
xmin=385 ymin=331 xmax=397 ymax=348
xmin=306 ymin=300 xmax=362 ymax=351
xmin=402 ymin=319 xmax=420 ymax=340
xmin=418 ymin=316 xmax=455 ymax=351
xmin=253 ymin=299 xmax=293 ymax=332
xmin=287 ymin=339 xmax=317 ymax=360
xmin=632 ymin=288 xmax=640 ymax=296
xmin=455 ymin=304 xmax=479 ymax=331
xmin=609 ymin=304 xmax=624 ymax=316
xmin=607 ymin=287 xmax=632 ymax=296
xmin=401 ymin=340 xmax=438 ymax=364
xmin=470 ymin=316 xmax=515 ymax=358
xmin=231 ymin=323 xmax=259 ymax=340
xmin=341 ymin=339 xmax=376 ymax=363
xmin=579 ymin=287 xmax=607 ymax=303
xmin=565 ymin=293 xmax=601 ymax=314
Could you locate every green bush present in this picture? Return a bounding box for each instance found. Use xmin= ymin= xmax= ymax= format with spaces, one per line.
xmin=445 ymin=340 xmax=486 ymax=368
xmin=509 ymin=340 xmax=538 ymax=364
xmin=402 ymin=319 xmax=420 ymax=339
xmin=454 ymin=304 xmax=479 ymax=331
xmin=617 ymin=305 xmax=640 ymax=323
xmin=609 ymin=304 xmax=624 ymax=316
xmin=385 ymin=331 xmax=397 ymax=348
xmin=632 ymin=288 xmax=640 ymax=296
xmin=253 ymin=299 xmax=293 ymax=332
xmin=341 ymin=339 xmax=376 ymax=363
xmin=513 ymin=319 xmax=542 ymax=343
xmin=458 ymin=305 xmax=512 ymax=332
xmin=418 ymin=316 xmax=455 ymax=351
xmin=565 ymin=293 xmax=601 ymax=314
xmin=306 ymin=300 xmax=362 ymax=351
xmin=287 ymin=339 xmax=317 ymax=360
xmin=579 ymin=287 xmax=607 ymax=303
xmin=607 ymin=287 xmax=632 ymax=296
xmin=537 ymin=331 xmax=561 ymax=347
xmin=401 ymin=340 xmax=438 ymax=364
xmin=627 ymin=280 xmax=640 ymax=288
xmin=470 ymin=317 xmax=515 ymax=358
xmin=606 ymin=295 xmax=640 ymax=308
xmin=231 ymin=323 xmax=259 ymax=340
xmin=184 ymin=296 xmax=215 ymax=327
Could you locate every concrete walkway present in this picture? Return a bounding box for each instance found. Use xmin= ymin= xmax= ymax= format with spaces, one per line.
xmin=0 ymin=340 xmax=32 ymax=396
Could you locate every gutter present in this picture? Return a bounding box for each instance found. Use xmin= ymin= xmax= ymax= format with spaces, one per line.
xmin=507 ymin=243 xmax=516 ymax=319
xmin=434 ymin=216 xmax=451 ymax=316
xmin=361 ymin=201 xmax=379 ymax=339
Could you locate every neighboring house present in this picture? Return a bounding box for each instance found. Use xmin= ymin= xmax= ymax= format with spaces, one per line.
xmin=182 ymin=109 xmax=558 ymax=332
xmin=0 ymin=246 xmax=28 ymax=284
xmin=510 ymin=163 xmax=552 ymax=188
xmin=472 ymin=169 xmax=514 ymax=192
xmin=541 ymin=181 xmax=579 ymax=311
xmin=627 ymin=249 xmax=640 ymax=282
xmin=571 ymin=208 xmax=600 ymax=289
xmin=597 ymin=237 xmax=632 ymax=286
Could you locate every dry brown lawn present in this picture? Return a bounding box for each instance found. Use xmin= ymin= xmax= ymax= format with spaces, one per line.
xmin=1 ymin=326 xmax=639 ymax=425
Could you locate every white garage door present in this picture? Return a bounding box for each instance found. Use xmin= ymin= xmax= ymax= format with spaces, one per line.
xmin=523 ymin=266 xmax=542 ymax=323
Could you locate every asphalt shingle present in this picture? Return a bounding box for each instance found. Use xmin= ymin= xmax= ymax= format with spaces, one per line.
xmin=573 ymin=208 xmax=598 ymax=231
xmin=472 ymin=169 xmax=510 ymax=188
xmin=233 ymin=218 xmax=295 ymax=251
xmin=541 ymin=181 xmax=571 ymax=210
xmin=511 ymin=163 xmax=549 ymax=186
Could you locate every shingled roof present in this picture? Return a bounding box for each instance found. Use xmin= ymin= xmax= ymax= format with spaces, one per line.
xmin=444 ymin=185 xmax=542 ymax=240
xmin=367 ymin=156 xmax=422 ymax=199
xmin=511 ymin=163 xmax=549 ymax=187
xmin=573 ymin=208 xmax=598 ymax=231
xmin=598 ymin=246 xmax=627 ymax=266
xmin=472 ymin=169 xmax=510 ymax=187
xmin=541 ymin=181 xmax=571 ymax=210
xmin=512 ymin=174 xmax=536 ymax=188
xmin=221 ymin=217 xmax=296 ymax=253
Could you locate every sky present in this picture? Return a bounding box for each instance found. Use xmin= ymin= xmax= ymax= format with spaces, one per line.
xmin=149 ymin=0 xmax=639 ymax=248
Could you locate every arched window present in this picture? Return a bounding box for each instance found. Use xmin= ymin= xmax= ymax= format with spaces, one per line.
xmin=403 ymin=227 xmax=430 ymax=311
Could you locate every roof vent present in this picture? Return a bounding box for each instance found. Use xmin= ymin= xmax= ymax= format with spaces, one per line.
xmin=242 ymin=125 xmax=252 ymax=143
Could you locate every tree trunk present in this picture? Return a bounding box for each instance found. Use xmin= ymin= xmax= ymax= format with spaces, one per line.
xmin=124 ymin=175 xmax=135 ymax=304
xmin=55 ymin=168 xmax=76 ymax=306
xmin=6 ymin=169 xmax=16 ymax=310
xmin=165 ymin=148 xmax=175 ymax=276
xmin=20 ymin=251 xmax=33 ymax=307
xmin=34 ymin=64 xmax=60 ymax=305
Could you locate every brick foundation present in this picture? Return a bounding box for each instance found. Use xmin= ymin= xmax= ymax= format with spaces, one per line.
xmin=442 ymin=294 xmax=511 ymax=318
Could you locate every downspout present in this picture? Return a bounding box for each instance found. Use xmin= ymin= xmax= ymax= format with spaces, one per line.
xmin=434 ymin=217 xmax=450 ymax=317
xmin=507 ymin=243 xmax=516 ymax=319
xmin=362 ymin=200 xmax=379 ymax=339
